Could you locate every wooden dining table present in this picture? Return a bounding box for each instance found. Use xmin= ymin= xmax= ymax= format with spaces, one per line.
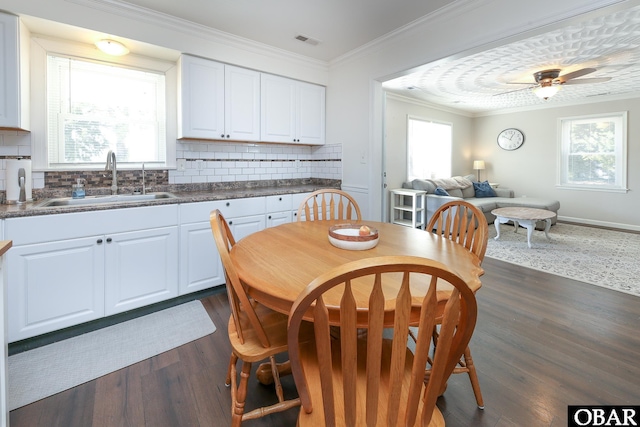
xmin=230 ymin=220 xmax=484 ymax=326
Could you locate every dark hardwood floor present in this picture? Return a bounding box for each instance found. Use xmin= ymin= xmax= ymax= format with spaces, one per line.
xmin=9 ymin=256 xmax=640 ymax=426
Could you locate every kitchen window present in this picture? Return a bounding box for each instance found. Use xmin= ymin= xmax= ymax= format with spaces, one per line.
xmin=407 ymin=116 xmax=452 ymax=181
xmin=30 ymin=37 xmax=176 ymax=171
xmin=558 ymin=112 xmax=628 ymax=192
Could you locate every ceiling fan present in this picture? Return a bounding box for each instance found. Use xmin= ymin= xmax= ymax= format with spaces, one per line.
xmin=497 ymin=68 xmax=612 ymax=99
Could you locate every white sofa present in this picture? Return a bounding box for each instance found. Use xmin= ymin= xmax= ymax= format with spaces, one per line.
xmin=403 ymin=175 xmax=560 ymax=226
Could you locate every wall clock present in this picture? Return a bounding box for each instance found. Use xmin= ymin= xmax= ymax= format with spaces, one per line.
xmin=497 ymin=128 xmax=524 ymax=151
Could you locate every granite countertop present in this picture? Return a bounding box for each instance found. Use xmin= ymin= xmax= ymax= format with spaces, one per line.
xmin=0 ymin=183 xmax=336 ymax=219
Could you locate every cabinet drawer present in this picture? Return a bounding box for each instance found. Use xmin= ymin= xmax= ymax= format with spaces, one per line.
xmin=266 ymin=194 xmax=292 ymax=212
xmin=5 ymin=205 xmax=178 ymax=246
xmin=180 ymin=197 xmax=266 ymax=224
xmin=291 ymin=192 xmax=312 ymax=210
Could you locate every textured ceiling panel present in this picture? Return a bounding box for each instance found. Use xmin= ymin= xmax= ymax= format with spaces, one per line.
xmin=383 ymin=6 xmax=640 ymax=113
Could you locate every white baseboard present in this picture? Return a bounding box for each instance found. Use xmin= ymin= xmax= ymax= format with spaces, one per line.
xmin=558 ymin=215 xmax=640 ymax=232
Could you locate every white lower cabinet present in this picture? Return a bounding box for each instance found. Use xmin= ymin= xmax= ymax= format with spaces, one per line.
xmin=291 ymin=192 xmax=312 ymax=221
xmin=5 ymin=192 xmax=314 ymax=342
xmin=266 ymin=194 xmax=293 ymax=227
xmin=5 ymin=205 xmax=178 ymax=342
xmin=179 ymin=222 xmax=225 ymax=295
xmin=267 ymin=211 xmax=291 ymax=227
xmin=105 ymin=227 xmax=178 ymax=316
xmin=7 ymin=236 xmax=105 ymax=342
xmin=179 ymin=197 xmax=266 ymax=295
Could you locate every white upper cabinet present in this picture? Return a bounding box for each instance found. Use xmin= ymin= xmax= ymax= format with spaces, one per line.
xmin=261 ymin=74 xmax=325 ymax=145
xmin=178 ymin=54 xmax=225 ymax=139
xmin=0 ymin=12 xmax=29 ymax=130
xmin=224 ymin=64 xmax=261 ymax=141
xmin=178 ymin=54 xmax=260 ymax=141
xmin=296 ymin=81 xmax=326 ymax=145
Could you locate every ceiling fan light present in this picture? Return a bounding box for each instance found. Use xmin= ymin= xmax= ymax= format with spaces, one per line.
xmin=534 ymin=85 xmax=560 ymax=100
xmin=95 ymin=39 xmax=129 ymax=56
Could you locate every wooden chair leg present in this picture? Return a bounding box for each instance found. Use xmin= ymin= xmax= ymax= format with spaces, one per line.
xmin=431 ymin=326 xmax=484 ymax=408
xmin=269 ymin=355 xmax=284 ymax=402
xmin=231 ymin=360 xmax=252 ymax=427
xmin=226 ymin=352 xmax=238 ymax=387
xmin=462 ymin=346 xmax=484 ymax=409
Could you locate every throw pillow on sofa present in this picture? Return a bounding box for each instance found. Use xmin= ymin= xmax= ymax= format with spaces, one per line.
xmin=473 ymin=180 xmax=497 ymax=198
xmin=434 ymin=187 xmax=450 ymax=196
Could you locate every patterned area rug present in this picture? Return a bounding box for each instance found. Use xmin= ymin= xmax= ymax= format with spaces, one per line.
xmin=486 ymin=222 xmax=640 ymax=297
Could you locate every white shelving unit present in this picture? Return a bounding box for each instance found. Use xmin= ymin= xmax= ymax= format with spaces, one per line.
xmin=389 ymin=189 xmax=427 ymax=229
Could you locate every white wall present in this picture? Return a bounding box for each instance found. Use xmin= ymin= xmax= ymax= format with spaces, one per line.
xmin=474 ymin=99 xmax=640 ymax=229
xmin=384 ymin=94 xmax=474 ymax=192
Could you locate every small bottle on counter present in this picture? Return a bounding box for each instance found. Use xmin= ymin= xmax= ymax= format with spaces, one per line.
xmin=72 ymin=178 xmax=86 ymax=199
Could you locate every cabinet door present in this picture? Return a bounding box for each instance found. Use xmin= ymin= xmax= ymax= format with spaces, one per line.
xmin=291 ymin=192 xmax=312 ymax=221
xmin=179 ymin=222 xmax=225 ymax=295
xmin=260 ymin=73 xmax=296 ymax=143
xmin=178 ymin=54 xmax=225 ymax=139
xmin=0 ymin=12 xmax=28 ymax=130
xmin=296 ymin=82 xmax=325 ymax=145
xmin=105 ymin=227 xmax=179 ymax=315
xmin=228 ymin=214 xmax=265 ymax=241
xmin=267 ymin=211 xmax=292 ymax=227
xmin=7 ymin=236 xmax=105 ymax=342
xmin=225 ymin=65 xmax=260 ymax=141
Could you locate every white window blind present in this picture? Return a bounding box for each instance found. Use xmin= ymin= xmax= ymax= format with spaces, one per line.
xmin=46 ymin=55 xmax=166 ymax=168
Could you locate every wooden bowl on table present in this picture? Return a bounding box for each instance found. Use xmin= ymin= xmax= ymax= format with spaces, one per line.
xmin=328 ymin=224 xmax=379 ymax=250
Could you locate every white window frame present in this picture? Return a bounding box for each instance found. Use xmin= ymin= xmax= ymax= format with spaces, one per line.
xmin=406 ymin=116 xmax=452 ymax=181
xmin=557 ymin=112 xmax=628 ymax=193
xmin=30 ymin=36 xmax=177 ymax=171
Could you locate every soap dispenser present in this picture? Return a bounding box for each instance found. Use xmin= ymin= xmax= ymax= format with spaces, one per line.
xmin=72 ymin=178 xmax=86 ymax=199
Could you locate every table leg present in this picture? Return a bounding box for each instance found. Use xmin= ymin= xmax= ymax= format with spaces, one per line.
xmin=256 ymin=360 xmax=292 ymax=385
xmin=513 ymin=220 xmax=520 ymax=233
xmin=494 ymin=217 xmax=503 ymax=240
xmin=543 ymin=219 xmax=552 ymax=240
xmin=519 ymin=219 xmax=535 ymax=248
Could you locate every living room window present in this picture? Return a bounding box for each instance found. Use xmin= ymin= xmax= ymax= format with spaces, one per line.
xmin=407 ymin=117 xmax=452 ymax=181
xmin=558 ymin=112 xmax=627 ymax=192
xmin=30 ymin=37 xmax=176 ymax=171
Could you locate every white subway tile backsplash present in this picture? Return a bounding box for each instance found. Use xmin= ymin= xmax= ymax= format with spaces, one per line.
xmin=0 ymin=139 xmax=348 ymax=186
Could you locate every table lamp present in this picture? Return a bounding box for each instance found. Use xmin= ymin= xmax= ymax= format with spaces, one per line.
xmin=473 ymin=160 xmax=485 ymax=181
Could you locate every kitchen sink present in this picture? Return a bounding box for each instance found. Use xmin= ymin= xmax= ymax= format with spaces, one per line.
xmin=34 ymin=192 xmax=178 ymax=208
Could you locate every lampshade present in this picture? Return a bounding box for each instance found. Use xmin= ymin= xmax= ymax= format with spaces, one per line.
xmin=533 ymin=84 xmax=560 ymax=100
xmin=473 ymin=160 xmax=485 ymax=171
xmin=95 ymin=39 xmax=130 ymax=56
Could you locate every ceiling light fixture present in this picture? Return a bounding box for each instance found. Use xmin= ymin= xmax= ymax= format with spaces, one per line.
xmin=95 ymin=39 xmax=130 ymax=56
xmin=533 ymin=84 xmax=560 ymax=100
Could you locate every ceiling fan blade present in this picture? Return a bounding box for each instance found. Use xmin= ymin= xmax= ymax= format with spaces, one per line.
xmin=563 ymin=77 xmax=612 ymax=85
xmin=557 ymin=68 xmax=597 ymax=83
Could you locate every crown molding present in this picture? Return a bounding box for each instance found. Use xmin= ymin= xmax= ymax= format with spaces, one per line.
xmin=386 ymin=89 xmax=640 ymax=118
xmin=331 ymin=0 xmax=625 ymax=68
xmin=385 ymin=92 xmax=475 ymax=118
xmin=65 ymin=0 xmax=329 ymax=72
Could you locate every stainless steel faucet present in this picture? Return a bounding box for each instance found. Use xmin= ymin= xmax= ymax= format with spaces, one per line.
xmin=105 ymin=150 xmax=118 ymax=195
xmin=142 ymin=163 xmax=146 ymax=195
